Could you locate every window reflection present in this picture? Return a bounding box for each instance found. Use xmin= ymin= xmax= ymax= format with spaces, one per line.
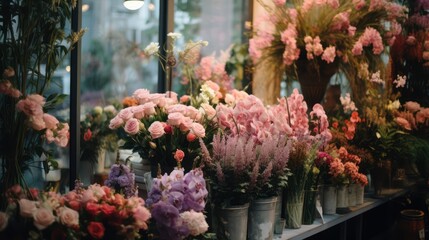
xmin=80 ymin=0 xmax=160 ymax=185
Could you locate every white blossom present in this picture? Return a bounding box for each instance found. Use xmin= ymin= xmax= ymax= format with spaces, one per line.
xmin=144 ymin=42 xmax=160 ymax=56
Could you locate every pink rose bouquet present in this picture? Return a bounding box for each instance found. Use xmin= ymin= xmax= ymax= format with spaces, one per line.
xmin=109 ymin=87 xmax=218 ymax=177
xmin=0 ymin=182 xmax=150 ymax=240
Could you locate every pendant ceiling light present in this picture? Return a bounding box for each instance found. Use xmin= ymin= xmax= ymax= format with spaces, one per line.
xmin=123 ymin=0 xmax=144 ymax=10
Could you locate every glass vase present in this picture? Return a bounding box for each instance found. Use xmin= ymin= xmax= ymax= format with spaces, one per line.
xmin=284 ymin=190 xmax=305 ymax=229
xmin=302 ymin=189 xmax=318 ymax=225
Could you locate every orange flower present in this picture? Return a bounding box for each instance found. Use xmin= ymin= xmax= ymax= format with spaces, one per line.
xmin=122 ymin=97 xmax=139 ymax=108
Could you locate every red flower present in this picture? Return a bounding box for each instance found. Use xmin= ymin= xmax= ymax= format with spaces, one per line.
xmin=164 ymin=124 xmax=172 ymax=134
xmin=87 ymin=221 xmax=105 ymax=239
xmin=83 ymin=129 xmax=92 ymax=141
xmin=186 ymin=132 xmax=196 ymax=142
xmin=332 ymin=121 xmax=339 ymax=129
xmin=86 ymin=202 xmax=101 ymax=216
xmin=100 ymin=203 xmax=116 ymax=216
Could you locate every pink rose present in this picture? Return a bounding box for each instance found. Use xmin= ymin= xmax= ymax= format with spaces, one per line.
xmin=186 ymin=106 xmax=201 ymax=121
xmin=81 ymin=189 xmax=97 ymax=203
xmin=191 ymin=123 xmax=206 ymax=138
xmin=179 ymin=117 xmax=193 ymax=132
xmin=124 ymin=118 xmax=140 ymax=135
xmin=143 ymin=102 xmax=156 ymax=115
xmin=168 ymin=112 xmax=184 ymax=126
xmin=131 ymin=105 xmax=146 ymax=119
xmin=403 ymin=101 xmax=421 ymax=113
xmin=0 ymin=212 xmax=8 ymax=231
xmin=109 ymin=116 xmax=124 ymax=129
xmin=118 ymin=108 xmax=133 ymax=121
xmin=68 ymin=200 xmax=81 ymax=211
xmin=33 ymin=207 xmax=55 ymax=230
xmin=134 ymin=206 xmax=151 ymax=229
xmin=58 ymin=207 xmax=79 ymax=227
xmin=133 ymin=88 xmax=151 ymax=104
xmin=200 ymin=103 xmax=216 ymax=119
xmin=167 ymin=104 xmax=188 ymax=115
xmin=174 ymin=149 xmax=185 ymax=162
xmin=19 ymin=199 xmax=37 ymax=218
xmin=43 ymin=113 xmax=59 ymax=129
xmin=148 ymin=121 xmax=165 ymax=139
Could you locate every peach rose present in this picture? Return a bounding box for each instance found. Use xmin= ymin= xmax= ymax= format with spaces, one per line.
xmin=180 ymin=95 xmax=190 ymax=103
xmin=124 ymin=118 xmax=140 ymax=135
xmin=186 ymin=133 xmax=196 ymax=142
xmin=0 ymin=212 xmax=8 ymax=231
xmin=33 ymin=207 xmax=55 ymax=230
xmin=131 ymin=105 xmax=146 ymax=119
xmin=19 ymin=199 xmax=37 ymax=218
xmin=191 ymin=122 xmax=206 ymax=138
xmin=174 ymin=149 xmax=185 ymax=162
xmin=58 ymin=207 xmax=79 ymax=227
xmin=148 ymin=121 xmax=165 ymax=139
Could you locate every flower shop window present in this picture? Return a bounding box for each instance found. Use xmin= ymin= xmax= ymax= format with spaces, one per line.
xmin=171 ymin=0 xmax=251 ymax=94
xmin=79 ymin=0 xmax=160 ymax=185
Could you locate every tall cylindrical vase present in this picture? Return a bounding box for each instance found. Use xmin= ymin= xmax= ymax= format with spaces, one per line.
xmin=322 ymin=185 xmax=337 ymax=215
xmin=356 ymin=184 xmax=365 ymax=205
xmin=302 ymin=189 xmax=318 ymax=225
xmin=348 ymin=183 xmax=357 ymax=207
xmin=284 ymin=190 xmax=305 ymax=229
xmin=248 ymin=197 xmax=277 ymax=240
xmin=274 ymin=192 xmax=284 ymax=234
xmin=336 ymin=185 xmax=350 ymax=214
xmin=216 ymin=203 xmax=249 ymax=240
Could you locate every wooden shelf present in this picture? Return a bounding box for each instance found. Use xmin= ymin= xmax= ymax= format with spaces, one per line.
xmin=274 ymin=187 xmax=411 ymax=240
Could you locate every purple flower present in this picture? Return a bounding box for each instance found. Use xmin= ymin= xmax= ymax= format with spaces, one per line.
xmin=117 ymin=175 xmax=130 ymax=187
xmin=109 ymin=164 xmax=121 ymax=176
xmin=146 ymin=188 xmax=162 ymax=207
xmin=168 ymin=191 xmax=184 ymax=211
xmin=151 ymin=202 xmax=190 ymax=240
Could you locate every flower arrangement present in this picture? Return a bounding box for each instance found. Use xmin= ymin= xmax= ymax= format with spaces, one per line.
xmin=109 ymin=85 xmax=220 ymax=177
xmin=250 ymin=0 xmax=407 ymax=105
xmin=145 ymin=168 xmax=209 ymax=240
xmin=80 ymin=105 xmax=119 ymax=166
xmin=0 ymin=0 xmax=85 ymax=201
xmin=0 ymin=182 xmax=151 ymax=240
xmin=315 ymin=147 xmax=367 ymax=186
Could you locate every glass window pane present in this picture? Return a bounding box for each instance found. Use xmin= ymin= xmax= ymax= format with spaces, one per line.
xmin=172 ymin=0 xmax=248 ymax=93
xmin=80 ymin=0 xmax=160 ymax=185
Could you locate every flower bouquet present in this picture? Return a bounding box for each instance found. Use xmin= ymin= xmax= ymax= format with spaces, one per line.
xmin=250 ymin=0 xmax=407 ymax=106
xmin=109 ymin=87 xmax=215 ymax=177
xmin=0 ymin=181 xmax=151 ymax=240
xmin=145 ymin=168 xmax=209 ymax=240
xmin=80 ymin=105 xmax=119 ymax=174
